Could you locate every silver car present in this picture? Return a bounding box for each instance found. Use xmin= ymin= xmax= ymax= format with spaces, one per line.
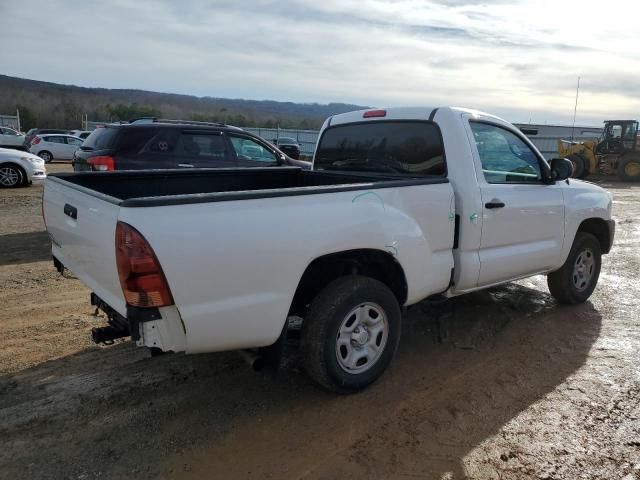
xmin=29 ymin=134 xmax=84 ymax=162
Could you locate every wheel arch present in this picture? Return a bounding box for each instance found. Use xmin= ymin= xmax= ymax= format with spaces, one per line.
xmin=577 ymin=218 xmax=612 ymax=254
xmin=289 ymin=249 xmax=408 ymax=317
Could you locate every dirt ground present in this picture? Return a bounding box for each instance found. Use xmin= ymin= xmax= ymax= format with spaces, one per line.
xmin=1 ymin=163 xmax=639 ymax=480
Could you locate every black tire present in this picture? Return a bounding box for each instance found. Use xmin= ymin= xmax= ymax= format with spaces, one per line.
xmin=0 ymin=163 xmax=24 ymax=188
xmin=547 ymin=233 xmax=601 ymax=304
xmin=301 ymin=275 xmax=401 ymax=393
xmin=38 ymin=151 xmax=53 ymax=163
xmin=616 ymin=156 xmax=640 ymax=181
xmin=566 ymin=154 xmax=586 ymax=178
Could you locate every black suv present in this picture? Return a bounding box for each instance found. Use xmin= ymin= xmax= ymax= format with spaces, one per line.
xmin=73 ymin=119 xmax=310 ymax=171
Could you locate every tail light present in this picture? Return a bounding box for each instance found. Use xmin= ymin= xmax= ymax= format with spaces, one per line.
xmin=31 ymin=137 xmax=41 ymax=145
xmin=115 ymin=222 xmax=173 ymax=308
xmin=88 ymin=155 xmax=115 ymax=171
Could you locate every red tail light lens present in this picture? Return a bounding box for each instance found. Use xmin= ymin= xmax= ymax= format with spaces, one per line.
xmin=88 ymin=155 xmax=115 ymax=171
xmin=32 ymin=137 xmax=41 ymax=145
xmin=115 ymin=222 xmax=173 ymax=308
xmin=363 ymin=109 xmax=387 ymax=118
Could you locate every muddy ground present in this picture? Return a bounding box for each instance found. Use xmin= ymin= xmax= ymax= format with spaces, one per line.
xmin=1 ymin=163 xmax=639 ymax=479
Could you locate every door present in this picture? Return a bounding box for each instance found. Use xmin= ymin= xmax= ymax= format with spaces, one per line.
xmin=469 ymin=121 xmax=565 ymax=286
xmin=227 ymin=134 xmax=280 ymax=167
xmin=43 ymin=135 xmax=68 ymax=159
xmin=175 ymin=131 xmax=236 ymax=168
xmin=0 ymin=127 xmax=21 ymax=146
xmin=122 ymin=128 xmax=183 ymax=170
xmin=601 ymin=122 xmax=624 ymax=154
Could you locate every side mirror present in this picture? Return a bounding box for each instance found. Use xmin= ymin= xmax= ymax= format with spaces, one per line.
xmin=550 ymin=158 xmax=573 ymax=182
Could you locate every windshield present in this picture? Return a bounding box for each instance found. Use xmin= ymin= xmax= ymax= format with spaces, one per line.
xmin=314 ymin=121 xmax=445 ymax=176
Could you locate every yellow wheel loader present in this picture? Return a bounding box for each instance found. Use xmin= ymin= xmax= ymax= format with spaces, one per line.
xmin=558 ymin=120 xmax=640 ymax=181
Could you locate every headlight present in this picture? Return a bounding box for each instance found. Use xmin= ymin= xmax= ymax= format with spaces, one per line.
xmin=21 ymin=156 xmax=43 ymax=164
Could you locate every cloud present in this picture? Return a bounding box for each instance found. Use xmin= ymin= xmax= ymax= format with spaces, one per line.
xmin=0 ymin=0 xmax=638 ymax=124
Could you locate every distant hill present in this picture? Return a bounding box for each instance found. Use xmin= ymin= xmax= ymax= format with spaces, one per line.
xmin=0 ymin=75 xmax=367 ymax=130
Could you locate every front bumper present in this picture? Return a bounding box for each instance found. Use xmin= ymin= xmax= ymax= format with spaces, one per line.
xmin=30 ymin=170 xmax=47 ymax=182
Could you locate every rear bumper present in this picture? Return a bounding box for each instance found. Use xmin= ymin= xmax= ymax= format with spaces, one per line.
xmin=605 ymin=219 xmax=615 ymax=253
xmin=90 ymin=292 xmax=161 ymax=342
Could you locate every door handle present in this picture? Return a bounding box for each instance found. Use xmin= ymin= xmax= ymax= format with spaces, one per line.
xmin=64 ymin=203 xmax=78 ymax=220
xmin=178 ymin=163 xmax=194 ymax=168
xmin=485 ymin=200 xmax=505 ymax=209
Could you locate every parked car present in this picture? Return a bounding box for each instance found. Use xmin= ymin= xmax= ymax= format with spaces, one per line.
xmin=24 ymin=128 xmax=68 ymax=146
xmin=67 ymin=130 xmax=92 ymax=140
xmin=29 ymin=134 xmax=84 ymax=162
xmin=73 ymin=119 xmax=309 ymax=171
xmin=0 ymin=147 xmax=46 ymax=188
xmin=0 ymin=126 xmax=27 ymax=149
xmin=43 ymin=107 xmax=614 ymax=393
xmin=272 ymin=136 xmax=301 ymax=159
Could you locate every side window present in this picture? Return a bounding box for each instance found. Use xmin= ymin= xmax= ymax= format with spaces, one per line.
xmin=118 ymin=128 xmax=161 ymax=155
xmin=46 ymin=136 xmax=66 ymax=144
xmin=142 ymin=130 xmax=179 ymax=155
xmin=228 ymin=136 xmax=277 ymax=163
xmin=177 ymin=133 xmax=230 ymax=160
xmin=470 ymin=122 xmax=542 ymax=184
xmin=66 ymin=137 xmax=83 ymax=146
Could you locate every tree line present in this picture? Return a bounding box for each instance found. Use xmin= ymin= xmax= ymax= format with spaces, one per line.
xmin=0 ymin=75 xmax=365 ymax=131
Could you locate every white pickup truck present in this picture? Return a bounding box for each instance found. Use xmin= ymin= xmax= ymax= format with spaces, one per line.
xmin=43 ymin=107 xmax=615 ymax=392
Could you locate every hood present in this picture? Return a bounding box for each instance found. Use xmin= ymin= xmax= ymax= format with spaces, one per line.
xmin=0 ymin=147 xmax=42 ymax=161
xmin=563 ymin=178 xmax=613 ymax=213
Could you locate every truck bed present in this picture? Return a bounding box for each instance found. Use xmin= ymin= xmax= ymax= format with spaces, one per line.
xmin=48 ymin=167 xmax=448 ymax=207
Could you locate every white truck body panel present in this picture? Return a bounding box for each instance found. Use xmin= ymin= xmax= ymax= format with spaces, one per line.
xmin=118 ymin=182 xmax=454 ymax=352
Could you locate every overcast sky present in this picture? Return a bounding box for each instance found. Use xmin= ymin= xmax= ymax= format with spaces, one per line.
xmin=1 ymin=0 xmax=638 ymax=125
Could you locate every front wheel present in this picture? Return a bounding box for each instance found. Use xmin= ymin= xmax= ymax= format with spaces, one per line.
xmin=547 ymin=233 xmax=601 ymax=304
xmin=0 ymin=163 xmax=23 ymax=188
xmin=301 ymin=276 xmax=401 ymax=393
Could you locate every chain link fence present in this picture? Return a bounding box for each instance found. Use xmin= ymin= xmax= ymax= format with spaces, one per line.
xmin=81 ymin=118 xmax=601 ymax=160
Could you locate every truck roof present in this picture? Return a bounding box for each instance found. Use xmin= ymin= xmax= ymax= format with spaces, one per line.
xmin=326 ymin=106 xmax=508 ymax=127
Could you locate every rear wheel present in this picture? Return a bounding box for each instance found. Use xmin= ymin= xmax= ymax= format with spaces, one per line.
xmin=547 ymin=233 xmax=601 ymax=304
xmin=301 ymin=275 xmax=401 ymax=393
xmin=0 ymin=163 xmax=23 ymax=188
xmin=617 ymin=156 xmax=640 ymax=181
xmin=38 ymin=151 xmax=53 ymax=163
xmin=566 ymin=154 xmax=586 ymax=178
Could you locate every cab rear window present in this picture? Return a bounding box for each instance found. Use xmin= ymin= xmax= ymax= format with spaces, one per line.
xmin=315 ymin=121 xmax=445 ymax=176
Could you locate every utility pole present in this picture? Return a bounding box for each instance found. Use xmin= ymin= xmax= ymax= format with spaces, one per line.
xmin=571 ymin=76 xmax=580 ymax=141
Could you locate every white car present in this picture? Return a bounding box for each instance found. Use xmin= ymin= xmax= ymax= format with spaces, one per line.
xmin=0 ymin=126 xmax=27 ymax=149
xmin=43 ymin=106 xmax=614 ymax=392
xmin=29 ymin=134 xmax=84 ymax=162
xmin=0 ymin=147 xmax=46 ymax=188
